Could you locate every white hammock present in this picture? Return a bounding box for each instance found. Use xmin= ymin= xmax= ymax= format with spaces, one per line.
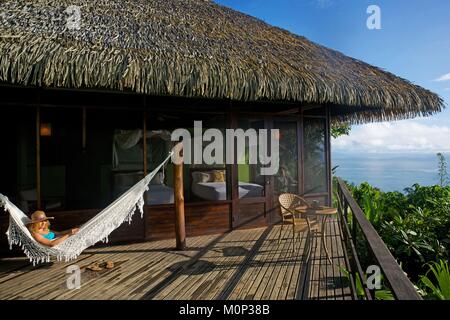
xmin=0 ymin=152 xmax=173 ymax=265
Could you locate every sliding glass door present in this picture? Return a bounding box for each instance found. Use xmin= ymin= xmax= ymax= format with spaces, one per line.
xmin=272 ymin=120 xmax=300 ymax=195
xmin=234 ymin=118 xmax=268 ymax=228
xmin=233 ymin=117 xmax=301 ymax=227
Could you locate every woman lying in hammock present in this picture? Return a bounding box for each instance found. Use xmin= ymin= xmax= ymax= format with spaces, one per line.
xmin=27 ymin=210 xmax=79 ymax=247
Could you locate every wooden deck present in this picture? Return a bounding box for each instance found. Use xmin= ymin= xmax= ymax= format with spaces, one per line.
xmin=0 ymin=218 xmax=353 ymax=300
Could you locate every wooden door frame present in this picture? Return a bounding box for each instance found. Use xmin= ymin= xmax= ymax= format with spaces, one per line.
xmin=301 ymin=105 xmax=331 ymax=206
xmin=230 ymin=111 xmax=303 ymax=228
xmin=269 ymin=115 xmax=302 ymax=224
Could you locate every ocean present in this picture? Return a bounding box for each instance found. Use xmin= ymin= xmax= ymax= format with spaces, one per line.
xmin=331 ymin=152 xmax=450 ymax=192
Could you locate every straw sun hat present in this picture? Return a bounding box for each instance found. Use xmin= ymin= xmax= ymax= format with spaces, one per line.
xmin=27 ymin=210 xmax=54 ymax=225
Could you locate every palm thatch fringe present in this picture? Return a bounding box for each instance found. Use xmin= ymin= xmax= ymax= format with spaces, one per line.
xmin=0 ymin=0 xmax=444 ymax=124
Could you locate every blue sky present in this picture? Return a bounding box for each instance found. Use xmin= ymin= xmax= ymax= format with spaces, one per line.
xmin=215 ymin=0 xmax=450 ymax=153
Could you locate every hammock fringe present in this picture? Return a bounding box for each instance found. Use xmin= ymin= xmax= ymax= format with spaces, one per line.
xmin=1 ymin=152 xmax=173 ymax=265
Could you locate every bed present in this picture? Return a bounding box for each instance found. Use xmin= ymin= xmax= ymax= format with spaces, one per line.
xmin=192 ymin=181 xmax=263 ymax=201
xmin=113 ymin=171 xmax=174 ymax=205
xmin=144 ymin=184 xmax=174 ymax=205
xmin=191 ymin=169 xmax=263 ymax=201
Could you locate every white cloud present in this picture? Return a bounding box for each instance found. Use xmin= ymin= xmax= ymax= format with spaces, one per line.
xmin=435 ymin=73 xmax=450 ymax=82
xmin=333 ymin=121 xmax=450 ymax=153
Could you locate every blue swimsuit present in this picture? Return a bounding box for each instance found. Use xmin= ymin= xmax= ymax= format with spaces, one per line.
xmin=42 ymin=232 xmax=56 ymax=240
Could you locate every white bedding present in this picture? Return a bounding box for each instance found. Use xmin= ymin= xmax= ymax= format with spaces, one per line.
xmin=113 ymin=171 xmax=173 ymax=205
xmin=145 ymin=184 xmax=174 ymax=205
xmin=192 ymin=181 xmax=263 ymax=201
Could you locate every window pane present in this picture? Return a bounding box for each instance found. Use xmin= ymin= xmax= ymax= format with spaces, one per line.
xmin=237 ymin=119 xmax=265 ymax=199
xmin=187 ymin=118 xmax=227 ymax=202
xmin=154 ymin=113 xmax=228 ymax=203
xmin=273 ymin=121 xmax=298 ymax=195
xmin=304 ymin=118 xmax=327 ymax=194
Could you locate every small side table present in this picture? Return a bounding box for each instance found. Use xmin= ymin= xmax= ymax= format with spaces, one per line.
xmin=297 ymin=206 xmax=337 ymax=263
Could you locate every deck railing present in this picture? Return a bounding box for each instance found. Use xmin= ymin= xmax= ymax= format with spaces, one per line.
xmin=334 ymin=178 xmax=421 ymax=300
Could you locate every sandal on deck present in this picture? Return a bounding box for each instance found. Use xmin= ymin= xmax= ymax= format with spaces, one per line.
xmin=99 ymin=260 xmax=115 ymax=269
xmin=86 ymin=262 xmax=103 ymax=272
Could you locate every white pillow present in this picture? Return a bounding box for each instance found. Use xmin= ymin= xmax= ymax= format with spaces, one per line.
xmin=192 ymin=172 xmax=212 ymax=184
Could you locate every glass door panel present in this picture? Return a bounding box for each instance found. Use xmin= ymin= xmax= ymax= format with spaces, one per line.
xmin=234 ymin=118 xmax=267 ymax=229
xmin=273 ymin=120 xmax=299 ymax=196
xmin=237 ymin=119 xmax=266 ymax=199
xmin=303 ymin=117 xmax=327 ymax=194
xmin=234 ymin=117 xmax=301 ymax=228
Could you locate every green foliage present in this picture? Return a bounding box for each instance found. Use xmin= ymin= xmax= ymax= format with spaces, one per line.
xmin=338 ymin=265 xmax=395 ymax=300
xmin=375 ymin=289 xmax=395 ymax=300
xmin=335 ymin=154 xmax=450 ymax=299
xmin=419 ymin=260 xmax=450 ymax=300
xmin=331 ymin=123 xmax=351 ymax=139
xmin=345 ymin=181 xmax=450 ymax=283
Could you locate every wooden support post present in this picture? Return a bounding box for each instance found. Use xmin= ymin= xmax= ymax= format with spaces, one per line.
xmin=142 ymin=102 xmax=149 ymax=240
xmin=36 ymin=106 xmax=42 ymax=210
xmin=143 ymin=109 xmax=148 ymax=176
xmin=326 ymin=106 xmax=332 ymax=206
xmin=82 ymin=107 xmax=87 ymax=152
xmin=228 ymin=108 xmax=238 ymax=230
xmin=173 ymin=143 xmax=186 ymax=250
xmin=352 ymin=210 xmax=357 ymax=242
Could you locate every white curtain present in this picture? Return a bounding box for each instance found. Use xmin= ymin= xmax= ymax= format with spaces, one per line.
xmin=112 ymin=130 xmax=172 ymax=169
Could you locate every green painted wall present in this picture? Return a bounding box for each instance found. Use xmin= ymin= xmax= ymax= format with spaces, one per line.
xmin=238 ymin=164 xmax=250 ymax=183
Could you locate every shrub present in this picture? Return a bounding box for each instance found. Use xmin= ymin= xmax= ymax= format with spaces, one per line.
xmin=344 ymin=181 xmax=450 ymax=281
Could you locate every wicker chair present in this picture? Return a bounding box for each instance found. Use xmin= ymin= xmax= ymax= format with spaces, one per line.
xmin=278 ymin=193 xmax=314 ymax=252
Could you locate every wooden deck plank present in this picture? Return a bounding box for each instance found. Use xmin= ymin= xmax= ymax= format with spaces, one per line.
xmin=52 ymin=243 xmax=174 ymax=300
xmin=220 ymin=227 xmax=284 ymax=300
xmin=221 ymin=226 xmax=281 ymax=300
xmin=136 ymin=234 xmax=224 ymax=300
xmin=318 ymin=222 xmax=332 ymax=300
xmin=238 ymin=226 xmax=291 ymax=300
xmin=333 ymin=218 xmax=353 ymax=300
xmin=287 ymin=229 xmax=311 ymax=300
xmin=10 ymin=239 xmax=173 ymax=300
xmin=267 ymin=226 xmax=293 ymax=299
xmin=310 ymin=227 xmax=325 ymax=300
xmin=24 ymin=242 xmax=153 ymax=300
xmin=309 ymin=219 xmax=338 ymax=300
xmin=317 ymin=219 xmax=332 ymax=300
xmin=0 ymin=250 xmax=94 ymax=285
xmin=89 ymin=244 xmax=200 ymax=299
xmin=0 ymin=251 xmax=100 ymax=299
xmin=330 ymin=218 xmax=347 ymax=300
xmin=324 ymin=218 xmax=337 ymax=300
xmin=191 ymin=229 xmax=262 ymax=300
xmin=328 ymin=218 xmax=340 ymax=300
xmin=0 ymin=221 xmax=352 ymax=300
xmin=232 ymin=229 xmax=281 ymax=299
xmin=186 ymin=229 xmax=258 ymax=300
xmin=153 ymin=231 xmax=247 ymax=300
xmin=0 ymin=257 xmax=32 ymax=277
xmin=256 ymin=226 xmax=295 ymax=300
xmin=83 ymin=235 xmax=211 ymax=300
xmin=266 ymin=226 xmax=297 ymax=299
xmin=119 ymin=235 xmax=214 ymax=300
xmin=277 ymin=228 xmax=308 ymax=300
xmin=140 ymin=233 xmax=230 ymax=300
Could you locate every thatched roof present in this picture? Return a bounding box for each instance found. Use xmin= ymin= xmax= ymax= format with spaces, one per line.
xmin=0 ymin=0 xmax=444 ymax=123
